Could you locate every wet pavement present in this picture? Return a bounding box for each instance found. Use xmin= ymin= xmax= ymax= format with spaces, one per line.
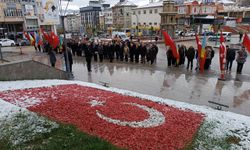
xmin=1 ymin=37 xmax=250 ymax=116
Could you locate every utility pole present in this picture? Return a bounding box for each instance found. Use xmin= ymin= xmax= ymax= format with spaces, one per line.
xmin=60 ymin=0 xmax=73 ymax=79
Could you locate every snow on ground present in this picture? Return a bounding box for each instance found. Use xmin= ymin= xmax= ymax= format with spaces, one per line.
xmin=0 ymin=80 xmax=250 ymax=148
xmin=0 ymin=99 xmax=58 ymax=145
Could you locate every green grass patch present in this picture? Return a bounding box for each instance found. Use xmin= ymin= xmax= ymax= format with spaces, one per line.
xmin=184 ymin=121 xmax=235 ymax=150
xmin=0 ymin=111 xmax=121 ymax=150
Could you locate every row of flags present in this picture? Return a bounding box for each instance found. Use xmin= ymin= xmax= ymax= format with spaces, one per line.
xmin=162 ymin=30 xmax=250 ymax=74
xmin=23 ymin=29 xmax=63 ymax=49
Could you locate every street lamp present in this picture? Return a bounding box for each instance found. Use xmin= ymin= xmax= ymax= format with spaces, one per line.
xmin=59 ymin=0 xmax=73 ymax=79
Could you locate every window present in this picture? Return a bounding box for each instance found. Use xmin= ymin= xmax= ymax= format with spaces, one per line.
xmin=149 ymin=22 xmax=152 ymax=25
xmin=133 ymin=22 xmax=136 ymax=25
xmin=154 ymin=9 xmax=158 ymax=14
xmin=138 ymin=11 xmax=141 ymax=15
xmin=133 ymin=11 xmax=135 ymax=15
xmin=143 ymin=22 xmax=146 ymax=26
xmin=143 ymin=10 xmax=146 ymax=14
xmin=154 ymin=22 xmax=157 ymax=25
xmin=149 ymin=10 xmax=152 ymax=14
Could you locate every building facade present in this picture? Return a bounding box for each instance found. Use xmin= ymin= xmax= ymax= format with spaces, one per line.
xmin=160 ymin=0 xmax=178 ymax=37
xmin=64 ymin=13 xmax=81 ymax=33
xmin=21 ymin=0 xmax=39 ymax=32
xmin=80 ymin=0 xmax=110 ymax=34
xmin=112 ymin=0 xmax=137 ymax=30
xmin=99 ymin=7 xmax=113 ymax=31
xmin=131 ymin=1 xmax=163 ymax=35
xmin=0 ymin=0 xmax=24 ymax=38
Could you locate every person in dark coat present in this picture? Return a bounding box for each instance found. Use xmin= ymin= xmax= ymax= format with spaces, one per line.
xmin=93 ymin=43 xmax=98 ymax=62
xmin=48 ymin=48 xmax=57 ymax=67
xmin=135 ymin=43 xmax=140 ymax=63
xmin=236 ymin=47 xmax=248 ymax=74
xmin=84 ymin=43 xmax=93 ymax=72
xmin=186 ymin=46 xmax=196 ymax=70
xmin=226 ymin=45 xmax=236 ymax=72
xmin=63 ymin=46 xmax=73 ymax=72
xmin=152 ymin=44 xmax=158 ymax=63
xmin=141 ymin=43 xmax=147 ymax=63
xmin=130 ymin=43 xmax=135 ymax=62
xmin=167 ymin=48 xmax=174 ymax=67
xmin=115 ymin=42 xmax=120 ymax=60
xmin=119 ymin=42 xmax=124 ymax=61
xmin=108 ymin=42 xmax=114 ymax=63
xmin=178 ymin=45 xmax=185 ymax=65
xmin=98 ymin=43 xmax=104 ymax=62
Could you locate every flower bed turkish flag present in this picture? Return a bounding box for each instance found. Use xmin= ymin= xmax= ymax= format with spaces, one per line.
xmin=0 ymin=84 xmax=204 ymax=150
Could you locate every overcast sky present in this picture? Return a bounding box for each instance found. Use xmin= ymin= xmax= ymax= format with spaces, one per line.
xmin=62 ymin=0 xmax=150 ymax=10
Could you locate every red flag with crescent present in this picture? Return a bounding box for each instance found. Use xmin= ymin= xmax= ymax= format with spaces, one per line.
xmin=0 ymin=84 xmax=204 ymax=150
xmin=219 ymin=32 xmax=227 ymax=71
xmin=162 ymin=31 xmax=179 ymax=62
xmin=242 ymin=33 xmax=250 ymax=53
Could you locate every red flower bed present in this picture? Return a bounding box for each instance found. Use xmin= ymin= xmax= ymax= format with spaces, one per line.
xmin=0 ymin=84 xmax=204 ymax=150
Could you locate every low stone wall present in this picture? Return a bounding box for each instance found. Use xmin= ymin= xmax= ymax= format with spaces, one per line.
xmin=0 ymin=59 xmax=69 ymax=81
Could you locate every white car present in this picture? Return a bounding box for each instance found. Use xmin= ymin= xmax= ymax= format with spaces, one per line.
xmin=0 ymin=39 xmax=15 ymax=47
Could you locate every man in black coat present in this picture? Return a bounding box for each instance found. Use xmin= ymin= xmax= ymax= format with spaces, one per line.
xmin=84 ymin=43 xmax=93 ymax=72
xmin=140 ymin=43 xmax=147 ymax=63
xmin=226 ymin=45 xmax=236 ymax=72
xmin=186 ymin=46 xmax=196 ymax=70
xmin=108 ymin=42 xmax=114 ymax=63
xmin=130 ymin=43 xmax=136 ymax=62
xmin=64 ymin=47 xmax=73 ymax=72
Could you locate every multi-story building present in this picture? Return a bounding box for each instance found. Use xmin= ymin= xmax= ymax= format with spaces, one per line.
xmin=100 ymin=7 xmax=113 ymax=31
xmin=80 ymin=0 xmax=110 ymax=34
xmin=0 ymin=0 xmax=24 ymax=38
xmin=131 ymin=0 xmax=163 ymax=35
xmin=20 ymin=0 xmax=39 ymax=32
xmin=112 ymin=0 xmax=137 ymax=30
xmin=64 ymin=13 xmax=81 ymax=33
xmin=36 ymin=0 xmax=59 ymax=33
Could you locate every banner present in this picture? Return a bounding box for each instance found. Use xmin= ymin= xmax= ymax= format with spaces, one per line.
xmin=42 ymin=0 xmax=60 ymax=25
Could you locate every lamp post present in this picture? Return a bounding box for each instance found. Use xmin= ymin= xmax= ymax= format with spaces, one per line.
xmin=60 ymin=0 xmax=73 ymax=79
xmin=132 ymin=13 xmax=139 ymax=37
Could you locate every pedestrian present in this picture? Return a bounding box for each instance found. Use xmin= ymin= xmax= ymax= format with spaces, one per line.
xmin=178 ymin=45 xmax=185 ymax=65
xmin=48 ymin=48 xmax=57 ymax=67
xmin=63 ymin=46 xmax=73 ymax=72
xmin=226 ymin=45 xmax=236 ymax=72
xmin=115 ymin=42 xmax=120 ymax=60
xmin=135 ymin=43 xmax=140 ymax=63
xmin=152 ymin=44 xmax=159 ymax=63
xmin=141 ymin=42 xmax=147 ymax=63
xmin=204 ymin=46 xmax=214 ymax=70
xmin=108 ymin=42 xmax=114 ymax=63
xmin=239 ymin=32 xmax=243 ymax=43
xmin=124 ymin=43 xmax=130 ymax=62
xmin=84 ymin=43 xmax=93 ymax=72
xmin=167 ymin=48 xmax=174 ymax=67
xmin=130 ymin=43 xmax=135 ymax=62
xmin=98 ymin=43 xmax=104 ymax=62
xmin=119 ymin=42 xmax=124 ymax=61
xmin=93 ymin=42 xmax=98 ymax=62
xmin=186 ymin=46 xmax=196 ymax=70
xmin=236 ymin=47 xmax=248 ymax=74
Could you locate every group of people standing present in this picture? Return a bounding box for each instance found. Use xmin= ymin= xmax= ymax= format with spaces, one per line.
xmin=166 ymin=45 xmax=215 ymax=70
xmin=67 ymin=39 xmax=159 ymax=72
xmin=166 ymin=44 xmax=248 ymax=74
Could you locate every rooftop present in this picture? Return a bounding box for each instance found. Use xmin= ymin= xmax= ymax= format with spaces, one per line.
xmin=114 ymin=0 xmax=137 ymax=7
xmin=135 ymin=1 xmax=163 ymax=9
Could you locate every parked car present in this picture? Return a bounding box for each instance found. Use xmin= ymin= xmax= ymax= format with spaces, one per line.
xmin=16 ymin=39 xmax=31 ymax=46
xmin=185 ymin=31 xmax=196 ymax=37
xmin=0 ymin=39 xmax=15 ymax=47
xmin=112 ymin=32 xmax=129 ymax=41
xmin=208 ymin=32 xmax=231 ymax=42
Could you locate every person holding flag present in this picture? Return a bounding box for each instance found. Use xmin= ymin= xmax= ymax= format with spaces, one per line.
xmin=162 ymin=30 xmax=179 ymax=66
xmin=237 ymin=33 xmax=250 ymax=74
xmin=218 ymin=32 xmax=227 ymax=80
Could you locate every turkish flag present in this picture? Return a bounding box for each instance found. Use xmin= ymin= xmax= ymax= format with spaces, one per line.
xmin=162 ymin=31 xmax=180 ymax=61
xmin=23 ymin=32 xmax=30 ymax=41
xmin=219 ymin=33 xmax=226 ymax=71
xmin=242 ymin=33 xmax=250 ymax=53
xmin=50 ymin=31 xmax=59 ymax=49
xmin=0 ymin=84 xmax=204 ymax=150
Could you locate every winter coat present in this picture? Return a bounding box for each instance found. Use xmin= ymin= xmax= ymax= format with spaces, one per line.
xmin=236 ymin=50 xmax=248 ymax=63
xmin=226 ymin=48 xmax=236 ymax=61
xmin=186 ymin=47 xmax=195 ymax=60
